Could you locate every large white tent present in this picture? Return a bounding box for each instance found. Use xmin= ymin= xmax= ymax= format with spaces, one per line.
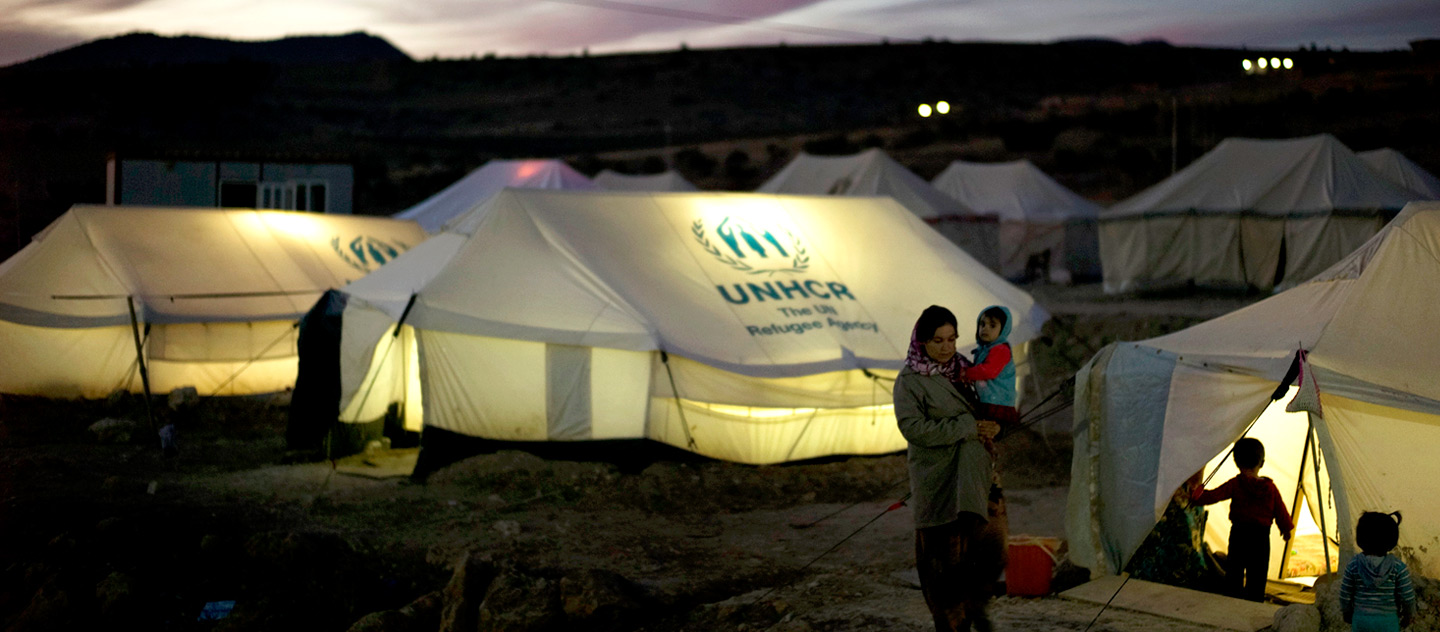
xmin=932 ymin=159 xmax=1101 ymax=283
xmin=1069 ymin=202 xmax=1440 ymax=584
xmin=393 ymin=159 xmax=596 ymax=233
xmin=336 ymin=189 xmax=1047 ymax=464
xmin=0 ymin=205 xmax=427 ymax=398
xmin=1358 ymin=148 xmax=1440 ymax=200
xmin=758 ymin=149 xmax=1001 ymax=272
xmin=1101 ymin=134 xmax=1418 ymax=294
xmin=594 ymin=169 xmax=698 ymax=192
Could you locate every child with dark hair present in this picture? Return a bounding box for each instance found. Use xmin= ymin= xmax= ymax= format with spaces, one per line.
xmin=1191 ymin=437 xmax=1295 ymax=601
xmin=957 ymin=305 xmax=1018 ymax=436
xmin=1341 ymin=511 xmax=1416 ymax=631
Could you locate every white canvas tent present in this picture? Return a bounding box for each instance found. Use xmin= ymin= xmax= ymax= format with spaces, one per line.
xmin=1069 ymin=202 xmax=1440 ymax=583
xmin=758 ymin=149 xmax=1001 ymax=272
xmin=393 ymin=159 xmax=597 ymax=233
xmin=0 ymin=205 xmax=427 ymax=398
xmin=1358 ymin=148 xmax=1440 ymax=200
xmin=932 ymin=159 xmax=1102 ymax=283
xmin=1101 ymin=134 xmax=1418 ymax=294
xmin=594 ymin=169 xmax=698 ymax=192
xmin=337 ymin=189 xmax=1047 ymax=464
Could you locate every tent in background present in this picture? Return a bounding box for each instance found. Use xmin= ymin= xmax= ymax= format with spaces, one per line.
xmin=0 ymin=205 xmax=427 ymax=398
xmin=1358 ymin=148 xmax=1440 ymax=200
xmin=334 ymin=190 xmax=1047 ymax=465
xmin=1069 ymin=201 xmax=1440 ymax=585
xmin=757 ymin=149 xmax=1001 ymax=271
xmin=932 ymin=159 xmax=1101 ymax=283
xmin=1100 ymin=134 xmax=1418 ymax=294
xmin=594 ymin=169 xmax=698 ymax=192
xmin=393 ymin=159 xmax=596 ymax=232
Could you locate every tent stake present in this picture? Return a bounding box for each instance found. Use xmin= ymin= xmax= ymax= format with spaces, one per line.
xmin=127 ymin=296 xmax=156 ymax=432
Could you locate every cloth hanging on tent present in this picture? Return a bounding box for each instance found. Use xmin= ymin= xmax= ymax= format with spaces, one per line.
xmin=1286 ymin=349 xmax=1323 ymax=417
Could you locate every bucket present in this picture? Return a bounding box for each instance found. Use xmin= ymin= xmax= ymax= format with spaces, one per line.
xmin=1006 ymin=535 xmax=1063 ymax=596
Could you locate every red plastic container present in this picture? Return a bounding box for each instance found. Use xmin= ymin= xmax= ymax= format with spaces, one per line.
xmin=1006 ymin=536 xmax=1063 ymax=596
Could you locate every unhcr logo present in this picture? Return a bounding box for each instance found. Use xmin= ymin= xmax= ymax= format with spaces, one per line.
xmin=691 ymin=216 xmax=809 ymax=275
xmin=332 ymin=236 xmax=409 ymax=274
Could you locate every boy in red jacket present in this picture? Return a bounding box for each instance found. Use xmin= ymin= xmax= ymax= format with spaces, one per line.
xmin=1192 ymin=437 xmax=1294 ymax=602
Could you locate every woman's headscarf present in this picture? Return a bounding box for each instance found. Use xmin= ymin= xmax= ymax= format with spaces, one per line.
xmin=905 ymin=310 xmax=967 ymax=379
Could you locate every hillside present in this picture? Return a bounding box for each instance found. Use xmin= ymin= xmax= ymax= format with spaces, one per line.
xmin=9 ymin=31 xmax=411 ymax=71
xmin=0 ymin=36 xmax=1436 ymax=260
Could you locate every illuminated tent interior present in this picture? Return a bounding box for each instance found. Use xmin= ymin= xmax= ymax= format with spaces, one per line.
xmin=392 ymin=159 xmax=596 ymax=233
xmin=0 ymin=205 xmax=427 ymax=398
xmin=334 ymin=189 xmax=1047 ymax=466
xmin=593 ymin=169 xmax=698 ymax=192
xmin=1358 ymin=148 xmax=1440 ymax=200
xmin=757 ymin=149 xmax=1001 ymax=272
xmin=1069 ymin=201 xmax=1440 ymax=587
xmin=1100 ymin=134 xmax=1419 ymax=294
xmin=931 ymin=159 xmax=1102 ymax=284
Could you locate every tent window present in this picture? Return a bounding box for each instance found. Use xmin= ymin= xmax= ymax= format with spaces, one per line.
xmin=218 ymin=181 xmax=257 ymax=208
xmin=311 ymin=184 xmax=326 ymax=213
xmin=295 ymin=184 xmax=309 ymax=211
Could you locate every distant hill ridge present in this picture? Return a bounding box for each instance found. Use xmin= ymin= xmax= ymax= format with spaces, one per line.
xmin=13 ymin=31 xmax=411 ymax=71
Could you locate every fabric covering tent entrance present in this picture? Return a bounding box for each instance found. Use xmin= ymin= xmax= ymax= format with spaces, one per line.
xmin=1069 ymin=201 xmax=1440 ymax=583
xmin=758 ymin=149 xmax=1001 ymax=272
xmin=1100 ymin=134 xmax=1418 ymax=294
xmin=0 ymin=205 xmax=427 ymax=398
xmin=393 ymin=159 xmax=597 ymax=233
xmin=336 ymin=189 xmax=1047 ymax=465
xmin=932 ymin=159 xmax=1101 ymax=283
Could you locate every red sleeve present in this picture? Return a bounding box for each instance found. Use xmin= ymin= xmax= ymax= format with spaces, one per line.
xmin=960 ymin=343 xmax=1011 ymax=381
xmin=1271 ymin=481 xmax=1296 ymax=536
xmin=1192 ymin=477 xmax=1236 ymax=506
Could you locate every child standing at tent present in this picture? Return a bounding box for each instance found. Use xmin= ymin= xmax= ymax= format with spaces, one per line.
xmin=1341 ymin=511 xmax=1416 ymax=632
xmin=956 ymin=305 xmax=1018 ymax=455
xmin=1191 ymin=438 xmax=1295 ymax=601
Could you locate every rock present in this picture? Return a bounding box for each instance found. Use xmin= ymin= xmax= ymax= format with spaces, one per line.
xmin=477 ymin=566 xmax=562 ymax=632
xmin=9 ymin=586 xmax=75 ymax=632
xmin=1273 ymin=603 xmax=1321 ymax=632
xmin=439 ymin=552 xmax=497 ymax=632
xmin=398 ymin=590 xmax=443 ymax=630
xmin=88 ymin=417 xmax=138 ymax=444
xmin=346 ymin=609 xmax=414 ymax=632
xmin=94 ymin=571 xmax=136 ymax=618
xmin=559 ymin=568 xmax=646 ymax=626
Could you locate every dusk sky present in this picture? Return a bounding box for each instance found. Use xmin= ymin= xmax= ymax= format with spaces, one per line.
xmin=3 ymin=0 xmax=1438 ymax=67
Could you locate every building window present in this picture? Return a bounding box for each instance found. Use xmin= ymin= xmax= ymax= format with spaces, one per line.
xmin=218 ymin=181 xmax=258 ymax=208
xmin=257 ymin=179 xmax=328 ymax=212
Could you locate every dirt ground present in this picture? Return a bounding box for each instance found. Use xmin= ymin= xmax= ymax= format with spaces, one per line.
xmin=0 ymin=288 xmax=1276 ymax=632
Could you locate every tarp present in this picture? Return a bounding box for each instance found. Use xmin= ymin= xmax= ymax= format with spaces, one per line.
xmin=594 ymin=169 xmax=697 ymax=192
xmin=1358 ymin=148 xmax=1440 ymax=200
xmin=337 ymin=189 xmax=1047 ymax=464
xmin=757 ymin=149 xmax=1001 ymax=271
xmin=932 ymin=159 xmax=1102 ymax=283
xmin=1069 ymin=201 xmax=1440 ymax=582
xmin=0 ymin=205 xmax=426 ymax=397
xmin=393 ymin=159 xmax=596 ymax=233
xmin=1101 ymin=134 xmax=1419 ymax=293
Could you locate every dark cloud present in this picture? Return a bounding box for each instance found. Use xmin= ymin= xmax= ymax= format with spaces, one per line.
xmin=1124 ymin=0 xmax=1440 ymax=50
xmin=0 ymin=25 xmax=89 ymax=67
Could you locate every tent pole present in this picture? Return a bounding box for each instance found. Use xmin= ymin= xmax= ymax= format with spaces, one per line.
xmin=1280 ymin=429 xmax=1313 ymax=579
xmin=1310 ymin=416 xmax=1333 ymax=574
xmin=127 ymin=296 xmax=156 ymax=432
xmin=659 ymin=351 xmax=697 ymax=450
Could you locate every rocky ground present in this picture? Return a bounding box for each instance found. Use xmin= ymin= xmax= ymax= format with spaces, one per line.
xmin=4 ymin=288 xmax=1432 ymax=632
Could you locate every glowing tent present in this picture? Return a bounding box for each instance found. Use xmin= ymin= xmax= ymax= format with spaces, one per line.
xmin=393 ymin=159 xmax=596 ymax=233
xmin=594 ymin=169 xmax=698 ymax=192
xmin=0 ymin=205 xmax=426 ymax=397
xmin=932 ymin=159 xmax=1102 ymax=283
xmin=1358 ymin=148 xmax=1440 ymax=200
xmin=1101 ymin=134 xmax=1418 ymax=293
xmin=335 ymin=189 xmax=1046 ymax=464
xmin=1069 ymin=201 xmax=1440 ymax=584
xmin=757 ymin=149 xmax=1000 ymax=271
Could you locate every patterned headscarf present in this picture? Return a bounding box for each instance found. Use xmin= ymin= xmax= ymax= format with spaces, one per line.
xmin=905 ymin=316 xmax=967 ymax=380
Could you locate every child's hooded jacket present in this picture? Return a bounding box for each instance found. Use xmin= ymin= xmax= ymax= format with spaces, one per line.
xmin=964 ymin=304 xmax=1016 ymax=407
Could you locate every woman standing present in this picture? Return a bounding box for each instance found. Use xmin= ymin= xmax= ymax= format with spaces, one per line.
xmin=894 ymin=305 xmax=1005 ymax=632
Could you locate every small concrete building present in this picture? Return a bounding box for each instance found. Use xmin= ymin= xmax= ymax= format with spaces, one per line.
xmin=106 ymin=153 xmax=354 ymax=214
